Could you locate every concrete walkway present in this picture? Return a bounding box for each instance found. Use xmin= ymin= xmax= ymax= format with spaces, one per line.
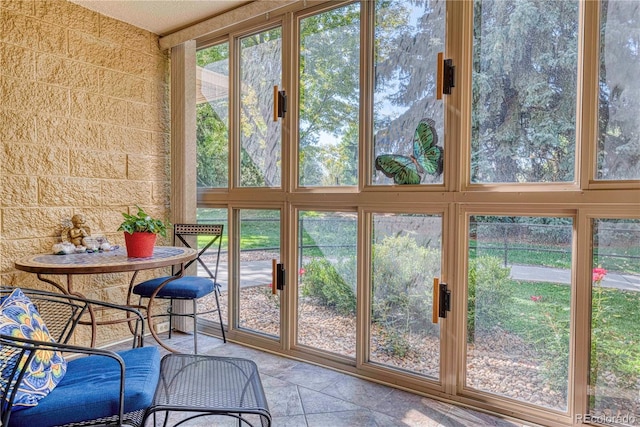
xmin=215 ymin=261 xmax=640 ymax=292
xmin=510 ymin=264 xmax=640 ymax=291
xmin=216 ymin=260 xmax=271 ymax=290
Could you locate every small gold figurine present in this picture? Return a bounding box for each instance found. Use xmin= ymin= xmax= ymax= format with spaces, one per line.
xmin=65 ymin=214 xmax=91 ymax=247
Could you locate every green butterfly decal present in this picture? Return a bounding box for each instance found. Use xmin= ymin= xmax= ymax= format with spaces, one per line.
xmin=375 ymin=118 xmax=443 ymax=184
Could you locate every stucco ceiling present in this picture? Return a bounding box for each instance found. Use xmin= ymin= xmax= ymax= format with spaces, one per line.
xmin=70 ymin=0 xmax=250 ymax=36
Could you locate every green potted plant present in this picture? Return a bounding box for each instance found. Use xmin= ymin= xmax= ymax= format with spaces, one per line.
xmin=118 ymin=205 xmax=169 ymax=257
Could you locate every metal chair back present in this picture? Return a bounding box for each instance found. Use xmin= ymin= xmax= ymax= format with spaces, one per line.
xmin=173 ymin=224 xmax=224 ymax=281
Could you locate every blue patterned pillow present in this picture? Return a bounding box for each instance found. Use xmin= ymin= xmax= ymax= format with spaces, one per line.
xmin=0 ymin=289 xmax=67 ymax=410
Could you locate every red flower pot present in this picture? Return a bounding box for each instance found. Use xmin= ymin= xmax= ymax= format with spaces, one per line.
xmin=124 ymin=232 xmax=157 ymax=258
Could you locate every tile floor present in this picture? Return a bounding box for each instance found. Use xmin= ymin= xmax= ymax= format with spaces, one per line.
xmin=113 ymin=332 xmax=536 ymax=427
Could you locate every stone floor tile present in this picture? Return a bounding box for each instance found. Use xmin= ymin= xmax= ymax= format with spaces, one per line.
xmin=373 ymin=388 xmax=452 ymax=425
xmin=305 ymin=409 xmax=379 ymax=426
xmin=441 ymin=405 xmax=529 ymax=427
xmin=370 ymin=408 xmax=427 ymax=427
xmin=243 ymin=351 xmax=301 ymax=376
xmin=318 ymin=374 xmax=395 ymax=409
xmin=260 ymin=372 xmax=294 ymax=389
xmin=263 ymin=384 xmax=305 ymax=417
xmin=273 ymin=361 xmax=344 ymax=391
xmin=297 ymin=386 xmax=361 ymax=414
xmin=270 ymin=414 xmax=309 ymax=427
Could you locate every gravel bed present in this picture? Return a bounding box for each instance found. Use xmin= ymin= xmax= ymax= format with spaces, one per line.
xmin=206 ymin=285 xmax=570 ymax=410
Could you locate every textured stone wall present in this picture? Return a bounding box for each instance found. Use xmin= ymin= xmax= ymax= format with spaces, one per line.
xmin=0 ymin=0 xmax=170 ymax=338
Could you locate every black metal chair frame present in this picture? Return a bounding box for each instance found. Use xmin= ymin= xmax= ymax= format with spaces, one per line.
xmin=0 ymin=287 xmax=146 ymax=427
xmin=136 ymin=223 xmax=226 ymax=353
xmin=1 ymin=287 xmax=272 ymax=427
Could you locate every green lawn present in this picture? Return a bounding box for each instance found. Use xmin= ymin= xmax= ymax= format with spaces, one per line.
xmin=470 ymin=242 xmax=571 ymax=269
xmin=593 ymin=246 xmax=640 ymax=275
xmin=494 ymin=279 xmax=640 ymax=381
xmin=470 ymin=240 xmax=640 ymax=275
xmin=501 ymin=279 xmax=640 ymax=344
xmin=196 ymin=215 xmax=357 ymax=257
xmin=499 ymin=280 xmax=571 ymax=342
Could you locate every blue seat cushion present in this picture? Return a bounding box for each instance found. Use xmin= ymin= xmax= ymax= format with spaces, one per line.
xmin=133 ymin=276 xmax=215 ymax=299
xmin=9 ymin=346 xmax=160 ymax=427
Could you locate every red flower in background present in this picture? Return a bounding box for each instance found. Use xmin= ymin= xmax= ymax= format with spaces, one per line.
xmin=298 ymin=268 xmax=306 ymax=276
xmin=592 ymin=267 xmax=607 ymax=283
xmin=530 ymin=295 xmax=542 ymax=302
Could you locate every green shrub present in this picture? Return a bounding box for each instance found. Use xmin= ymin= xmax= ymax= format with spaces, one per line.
xmin=300 ymin=258 xmax=356 ymax=315
xmin=378 ymin=329 xmax=411 ymax=358
xmin=372 ymin=235 xmax=441 ymax=346
xmin=301 ymin=235 xmax=443 ymax=357
xmin=467 ymin=256 xmax=512 ymax=342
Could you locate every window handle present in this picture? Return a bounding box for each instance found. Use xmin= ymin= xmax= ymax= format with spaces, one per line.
xmin=436 ymin=52 xmax=455 ymax=99
xmin=272 ymin=259 xmax=277 ymax=294
xmin=276 ymin=263 xmax=285 ymax=290
xmin=273 ymin=85 xmax=287 ymax=121
xmin=271 ymin=259 xmax=285 ymax=293
xmin=432 ymin=278 xmax=451 ymax=323
xmin=432 ymin=278 xmax=440 ymax=323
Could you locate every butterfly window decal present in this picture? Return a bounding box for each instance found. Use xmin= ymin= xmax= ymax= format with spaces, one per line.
xmin=375 ymin=118 xmax=443 ymax=185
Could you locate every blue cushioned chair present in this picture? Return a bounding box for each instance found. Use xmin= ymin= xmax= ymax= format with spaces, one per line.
xmin=132 ymin=224 xmax=226 ymax=353
xmin=0 ymin=287 xmax=159 ymax=427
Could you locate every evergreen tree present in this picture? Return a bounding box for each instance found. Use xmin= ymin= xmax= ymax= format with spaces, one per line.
xmin=471 ymin=0 xmax=579 ymax=183
xmin=598 ymin=0 xmax=640 ymax=180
